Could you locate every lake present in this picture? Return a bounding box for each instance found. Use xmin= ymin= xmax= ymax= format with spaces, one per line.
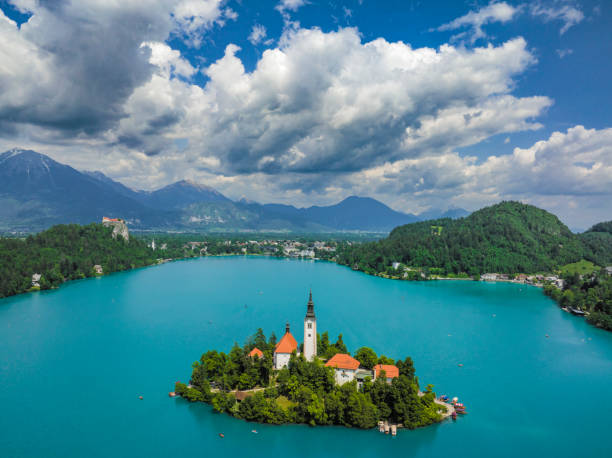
xmin=1 ymin=256 xmax=611 ymax=457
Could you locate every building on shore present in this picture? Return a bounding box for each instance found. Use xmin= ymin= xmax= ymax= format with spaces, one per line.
xmin=31 ymin=273 xmax=41 ymax=288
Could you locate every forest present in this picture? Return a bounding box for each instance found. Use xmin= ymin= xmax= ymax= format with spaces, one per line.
xmin=175 ymin=329 xmax=444 ymax=429
xmin=0 ymin=224 xmax=156 ymax=298
xmin=544 ymin=271 xmax=612 ymax=331
xmin=336 ymin=202 xmax=611 ymax=277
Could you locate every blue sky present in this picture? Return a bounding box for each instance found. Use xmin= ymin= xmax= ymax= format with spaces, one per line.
xmin=0 ymin=0 xmax=610 ymax=229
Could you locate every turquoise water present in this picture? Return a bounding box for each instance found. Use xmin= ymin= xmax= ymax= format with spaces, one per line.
xmin=1 ymin=257 xmax=611 ymax=457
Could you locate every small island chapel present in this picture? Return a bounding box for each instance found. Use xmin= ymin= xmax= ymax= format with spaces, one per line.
xmin=250 ymin=291 xmax=399 ymax=386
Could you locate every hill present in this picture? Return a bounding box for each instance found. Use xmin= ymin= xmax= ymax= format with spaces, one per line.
xmin=261 ymin=196 xmax=419 ymax=232
xmin=578 ymin=221 xmax=612 ymax=267
xmin=136 ymin=180 xmax=230 ymax=210
xmin=0 ymin=223 xmax=156 ymax=298
xmin=337 ymin=201 xmax=587 ymax=276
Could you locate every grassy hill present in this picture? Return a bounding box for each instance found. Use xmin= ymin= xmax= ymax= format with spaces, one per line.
xmin=337 ymin=201 xmax=591 ymax=276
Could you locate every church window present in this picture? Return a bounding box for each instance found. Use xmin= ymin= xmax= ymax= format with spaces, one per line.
xmin=307 ymin=323 xmax=312 ymax=329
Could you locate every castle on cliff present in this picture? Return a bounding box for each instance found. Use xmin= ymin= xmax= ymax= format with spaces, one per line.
xmin=102 ymin=217 xmax=129 ymax=241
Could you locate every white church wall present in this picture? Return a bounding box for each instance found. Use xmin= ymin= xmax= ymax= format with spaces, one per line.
xmin=274 ymin=352 xmax=291 ymax=370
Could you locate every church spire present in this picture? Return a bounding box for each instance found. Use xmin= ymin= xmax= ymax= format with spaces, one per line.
xmin=306 ymin=289 xmax=315 ymax=318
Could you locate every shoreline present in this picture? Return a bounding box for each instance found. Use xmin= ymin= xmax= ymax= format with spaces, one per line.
xmin=2 ymin=252 xmax=546 ymax=302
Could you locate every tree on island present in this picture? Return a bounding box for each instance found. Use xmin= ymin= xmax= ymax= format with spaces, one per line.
xmin=175 ymin=328 xmax=445 ymax=430
xmin=354 ymin=347 xmax=378 ymax=369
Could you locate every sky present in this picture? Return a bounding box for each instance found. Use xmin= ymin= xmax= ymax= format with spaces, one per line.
xmin=0 ymin=0 xmax=610 ymax=230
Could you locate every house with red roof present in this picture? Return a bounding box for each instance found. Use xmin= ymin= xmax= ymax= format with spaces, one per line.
xmin=325 ymin=353 xmax=361 ymax=385
xmin=373 ymin=364 xmax=400 ymax=383
xmin=273 ymin=322 xmax=298 ymax=369
xmin=248 ymin=347 xmax=264 ymax=359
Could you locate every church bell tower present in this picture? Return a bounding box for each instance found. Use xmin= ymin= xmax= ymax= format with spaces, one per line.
xmin=303 ymin=290 xmax=317 ymax=361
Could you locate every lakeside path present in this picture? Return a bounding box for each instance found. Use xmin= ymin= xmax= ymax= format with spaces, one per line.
xmin=418 ymin=390 xmax=456 ymax=419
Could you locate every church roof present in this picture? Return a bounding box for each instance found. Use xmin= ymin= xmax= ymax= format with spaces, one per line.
xmin=248 ymin=347 xmax=264 ymax=358
xmin=373 ymin=364 xmax=399 ymax=379
xmin=275 ymin=330 xmax=298 ymax=354
xmin=325 ymin=353 xmax=360 ymax=370
xmin=305 ymin=290 xmax=316 ymax=318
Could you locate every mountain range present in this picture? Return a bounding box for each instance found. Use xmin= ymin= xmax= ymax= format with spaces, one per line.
xmin=0 ymin=149 xmax=468 ymax=233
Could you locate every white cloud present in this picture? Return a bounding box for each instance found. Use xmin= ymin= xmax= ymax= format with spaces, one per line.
xmin=436 ymin=2 xmax=520 ymax=43
xmin=556 ymin=48 xmax=573 ymax=58
xmin=187 ymin=30 xmax=545 ymax=175
xmin=335 ymin=125 xmax=612 ymax=226
xmin=172 ymin=0 xmax=236 ymax=47
xmin=276 ymin=0 xmax=307 ymax=13
xmin=530 ymin=3 xmax=584 ymax=35
xmin=141 ymin=41 xmax=196 ymax=78
xmin=248 ymin=24 xmax=267 ymax=45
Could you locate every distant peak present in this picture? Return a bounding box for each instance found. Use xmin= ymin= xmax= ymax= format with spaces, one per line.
xmin=173 ymin=179 xmax=217 ymax=192
xmin=238 ymin=196 xmax=258 ymax=204
xmin=1 ymin=148 xmax=42 ymax=160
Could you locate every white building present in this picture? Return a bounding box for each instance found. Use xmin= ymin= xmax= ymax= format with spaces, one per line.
xmin=325 ymin=353 xmax=361 ymax=385
xmin=392 ymin=262 xmax=401 ymax=270
xmin=273 ymin=322 xmax=298 ymax=370
xmin=31 ymin=273 xmax=41 ymax=287
xmin=481 ymin=273 xmax=498 ymax=281
xmin=303 ymin=291 xmax=317 ymax=361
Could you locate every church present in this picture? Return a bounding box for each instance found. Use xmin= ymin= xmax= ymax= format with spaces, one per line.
xmin=273 ymin=290 xmax=317 ymax=370
xmin=269 ymin=290 xmax=400 ymax=387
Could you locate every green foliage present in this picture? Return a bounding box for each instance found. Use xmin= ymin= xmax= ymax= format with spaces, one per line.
xmin=560 ymin=260 xmax=597 ymax=276
xmin=180 ymin=329 xmax=442 ymax=430
xmin=337 ymin=202 xmax=589 ymax=276
xmin=0 ymin=223 xmax=155 ymax=298
xmin=354 ymin=347 xmax=378 ymax=369
xmin=587 ymin=221 xmax=612 ymax=235
xmin=317 ymin=331 xmax=349 ymax=359
xmin=579 ymin=232 xmax=612 ymax=267
xmin=377 ymin=355 xmax=395 ymax=365
xmin=544 ymin=270 xmax=612 ymax=331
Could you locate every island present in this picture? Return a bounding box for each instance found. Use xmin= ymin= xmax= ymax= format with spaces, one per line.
xmin=174 ymin=292 xmax=455 ymax=431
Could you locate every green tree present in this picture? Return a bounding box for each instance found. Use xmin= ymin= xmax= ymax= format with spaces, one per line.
xmin=354 ymin=347 xmax=378 ymax=369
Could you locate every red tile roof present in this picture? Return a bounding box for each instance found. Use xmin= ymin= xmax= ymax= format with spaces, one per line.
xmin=248 ymin=347 xmax=264 ymax=358
xmin=274 ymin=332 xmax=298 ymax=354
xmin=373 ymin=364 xmax=399 ymax=379
xmin=325 ymin=353 xmax=360 ymax=370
